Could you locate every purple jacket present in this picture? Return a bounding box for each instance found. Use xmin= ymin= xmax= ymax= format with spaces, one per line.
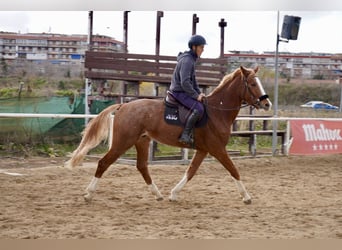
xmin=170 ymin=50 xmax=201 ymax=100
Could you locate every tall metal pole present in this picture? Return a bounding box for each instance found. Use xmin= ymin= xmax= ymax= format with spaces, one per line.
xmin=272 ymin=11 xmax=280 ymax=156
xmin=155 ymin=11 xmax=163 ymax=56
xmin=192 ymin=14 xmax=199 ymax=35
xmin=151 ymin=11 xmax=164 ymax=161
xmin=218 ymin=18 xmax=227 ymax=58
xmin=123 ymin=11 xmax=130 ymax=53
xmin=85 ymin=11 xmax=93 ymax=126
xmin=122 ymin=11 xmax=130 ymax=103
xmin=88 ymin=11 xmax=93 ymax=51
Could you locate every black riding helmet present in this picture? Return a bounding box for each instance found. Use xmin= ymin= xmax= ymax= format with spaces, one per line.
xmin=188 ymin=35 xmax=207 ymax=49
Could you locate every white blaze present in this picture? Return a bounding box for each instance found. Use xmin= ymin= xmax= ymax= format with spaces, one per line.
xmin=255 ymin=77 xmax=272 ymax=109
xmin=255 ymin=77 xmax=266 ymax=96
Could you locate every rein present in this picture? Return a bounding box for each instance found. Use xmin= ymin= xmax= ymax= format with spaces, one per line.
xmin=204 ymin=76 xmax=268 ymax=111
xmin=204 ymin=99 xmax=250 ymax=111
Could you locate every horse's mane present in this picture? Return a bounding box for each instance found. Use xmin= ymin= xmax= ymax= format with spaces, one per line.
xmin=208 ymin=68 xmax=242 ymax=96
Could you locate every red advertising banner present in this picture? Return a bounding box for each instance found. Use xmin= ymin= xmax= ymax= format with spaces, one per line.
xmin=290 ymin=120 xmax=342 ymax=155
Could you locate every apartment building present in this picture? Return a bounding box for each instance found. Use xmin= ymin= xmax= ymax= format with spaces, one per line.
xmin=225 ymin=51 xmax=342 ymax=79
xmin=0 ymin=32 xmax=124 ymax=64
xmin=2 ymin=32 xmax=342 ymax=80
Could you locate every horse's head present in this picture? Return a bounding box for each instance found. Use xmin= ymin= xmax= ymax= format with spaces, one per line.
xmin=240 ymin=66 xmax=272 ymax=111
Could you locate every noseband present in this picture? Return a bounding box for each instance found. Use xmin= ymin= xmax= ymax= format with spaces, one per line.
xmin=242 ymin=76 xmax=269 ymax=107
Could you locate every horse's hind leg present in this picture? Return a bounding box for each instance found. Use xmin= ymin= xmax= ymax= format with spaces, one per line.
xmin=210 ymin=149 xmax=252 ymax=204
xmin=169 ymin=150 xmax=207 ymax=201
xmin=84 ymin=147 xmax=125 ymax=202
xmin=84 ymin=130 xmax=138 ymax=202
xmin=135 ymin=135 xmax=163 ymax=201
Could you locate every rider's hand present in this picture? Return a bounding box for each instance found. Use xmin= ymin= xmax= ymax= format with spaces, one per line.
xmin=197 ymin=93 xmax=206 ymax=102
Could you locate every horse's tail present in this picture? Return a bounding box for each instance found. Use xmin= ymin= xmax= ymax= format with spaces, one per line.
xmin=64 ymin=104 xmax=122 ymax=169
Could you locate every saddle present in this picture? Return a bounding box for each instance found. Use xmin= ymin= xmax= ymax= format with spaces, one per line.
xmin=164 ymin=91 xmax=208 ymax=127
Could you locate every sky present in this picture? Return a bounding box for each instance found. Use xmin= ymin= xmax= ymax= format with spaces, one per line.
xmin=0 ymin=11 xmax=342 ymax=58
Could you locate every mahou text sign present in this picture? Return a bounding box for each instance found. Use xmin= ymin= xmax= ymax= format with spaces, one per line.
xmin=290 ymin=120 xmax=342 ymax=155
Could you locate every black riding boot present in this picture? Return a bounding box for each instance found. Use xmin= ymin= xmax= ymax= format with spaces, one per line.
xmin=179 ymin=110 xmax=200 ymax=146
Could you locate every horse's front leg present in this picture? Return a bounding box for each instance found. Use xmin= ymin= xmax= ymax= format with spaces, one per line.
xmin=231 ymin=176 xmax=252 ymax=204
xmin=211 ymin=148 xmax=252 ymax=204
xmin=84 ymin=176 xmax=99 ymax=202
xmin=169 ymin=150 xmax=207 ymax=201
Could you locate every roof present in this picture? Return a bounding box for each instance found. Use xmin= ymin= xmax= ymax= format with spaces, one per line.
xmin=224 ymin=51 xmax=342 ymax=60
xmin=0 ymin=32 xmax=124 ymax=44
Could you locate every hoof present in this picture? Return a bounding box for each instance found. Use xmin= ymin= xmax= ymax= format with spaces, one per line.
xmin=63 ymin=161 xmax=74 ymax=170
xmin=168 ymin=195 xmax=178 ymax=202
xmin=243 ymin=198 xmax=252 ymax=205
xmin=156 ymin=197 xmax=164 ymax=201
xmin=84 ymin=193 xmax=93 ymax=203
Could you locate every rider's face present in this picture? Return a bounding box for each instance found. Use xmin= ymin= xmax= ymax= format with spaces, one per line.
xmin=193 ymin=45 xmax=204 ymax=57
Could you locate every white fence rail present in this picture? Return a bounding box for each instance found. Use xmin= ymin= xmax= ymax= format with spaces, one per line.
xmin=1 ymin=113 xmax=342 ymax=161
xmin=0 ymin=113 xmax=98 ymax=119
xmin=2 ymin=112 xmax=342 ymax=121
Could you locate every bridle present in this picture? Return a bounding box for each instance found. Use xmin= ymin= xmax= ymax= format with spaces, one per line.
xmin=204 ymin=75 xmax=269 ymax=111
xmin=242 ymin=75 xmax=269 ymax=109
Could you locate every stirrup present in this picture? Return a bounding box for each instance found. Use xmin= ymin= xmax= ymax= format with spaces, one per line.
xmin=178 ymin=132 xmax=194 ymax=146
xmin=179 ymin=137 xmax=193 ymax=146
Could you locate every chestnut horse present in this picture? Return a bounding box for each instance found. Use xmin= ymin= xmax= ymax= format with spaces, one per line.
xmin=64 ymin=66 xmax=272 ymax=204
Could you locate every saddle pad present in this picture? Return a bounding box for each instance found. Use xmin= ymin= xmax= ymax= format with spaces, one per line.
xmin=164 ymin=103 xmax=208 ymax=128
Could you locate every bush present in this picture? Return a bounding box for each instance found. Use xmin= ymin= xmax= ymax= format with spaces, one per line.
xmin=55 ymin=90 xmax=75 ymax=97
xmin=58 ymin=81 xmax=65 ymax=90
xmin=266 ymin=83 xmax=340 ymax=106
xmin=0 ymin=88 xmax=18 ymax=98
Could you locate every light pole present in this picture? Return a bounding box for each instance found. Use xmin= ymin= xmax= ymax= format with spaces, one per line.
xmin=272 ymin=11 xmax=280 ymax=156
xmin=272 ymin=12 xmax=301 ymax=155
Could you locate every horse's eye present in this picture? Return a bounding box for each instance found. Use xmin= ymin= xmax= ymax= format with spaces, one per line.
xmin=251 ymin=83 xmax=257 ymax=87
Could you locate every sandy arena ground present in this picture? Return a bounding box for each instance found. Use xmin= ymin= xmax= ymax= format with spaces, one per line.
xmin=0 ymin=154 xmax=341 ymax=239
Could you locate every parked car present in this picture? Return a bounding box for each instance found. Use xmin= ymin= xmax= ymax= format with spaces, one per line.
xmin=313 ymin=102 xmax=339 ymax=110
xmin=300 ymin=101 xmax=323 ymax=108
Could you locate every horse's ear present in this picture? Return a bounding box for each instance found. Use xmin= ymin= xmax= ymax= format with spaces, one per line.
xmin=254 ymin=66 xmax=259 ymax=73
xmin=240 ymin=66 xmax=249 ymax=77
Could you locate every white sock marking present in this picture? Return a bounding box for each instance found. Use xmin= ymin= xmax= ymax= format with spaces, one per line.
xmin=232 ymin=177 xmax=251 ymax=203
xmin=149 ymin=182 xmax=163 ymax=200
xmin=170 ymin=174 xmax=188 ymax=201
xmin=86 ymin=177 xmax=99 ymax=193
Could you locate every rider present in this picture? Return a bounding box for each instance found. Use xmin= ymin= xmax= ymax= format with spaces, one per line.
xmin=169 ymin=35 xmax=207 ymax=146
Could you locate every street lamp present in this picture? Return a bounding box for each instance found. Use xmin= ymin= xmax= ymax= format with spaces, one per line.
xmin=272 ymin=12 xmax=301 ymax=156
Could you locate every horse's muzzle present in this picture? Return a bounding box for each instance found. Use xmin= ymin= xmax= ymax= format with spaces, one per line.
xmin=251 ymin=94 xmax=271 ymax=111
xmin=260 ymin=98 xmax=272 ymax=111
